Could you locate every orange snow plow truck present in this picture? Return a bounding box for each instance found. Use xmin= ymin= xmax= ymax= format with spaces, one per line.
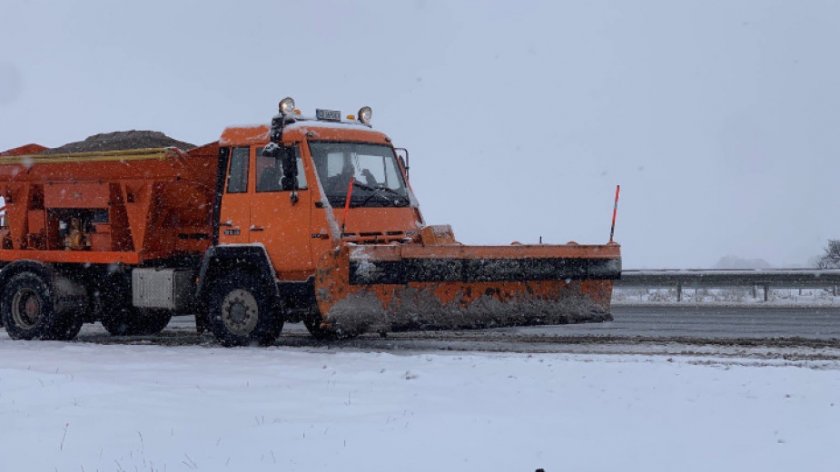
xmin=0 ymin=98 xmax=621 ymax=346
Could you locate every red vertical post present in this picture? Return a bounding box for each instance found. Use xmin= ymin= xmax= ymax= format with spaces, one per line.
xmin=341 ymin=177 xmax=355 ymax=234
xmin=609 ymin=184 xmax=620 ymax=243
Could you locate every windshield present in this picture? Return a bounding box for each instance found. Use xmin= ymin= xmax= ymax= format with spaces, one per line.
xmin=309 ymin=142 xmax=410 ymax=207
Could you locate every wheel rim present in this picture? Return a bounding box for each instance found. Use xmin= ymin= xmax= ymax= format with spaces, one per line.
xmin=11 ymin=288 xmax=42 ymax=329
xmin=220 ymin=289 xmax=259 ymax=336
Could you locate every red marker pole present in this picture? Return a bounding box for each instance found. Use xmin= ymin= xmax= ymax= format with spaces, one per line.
xmin=341 ymin=177 xmax=355 ymax=234
xmin=609 ymin=184 xmax=620 ymax=243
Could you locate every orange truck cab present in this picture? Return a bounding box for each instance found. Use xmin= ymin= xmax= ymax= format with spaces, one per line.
xmin=0 ymin=97 xmax=621 ymax=346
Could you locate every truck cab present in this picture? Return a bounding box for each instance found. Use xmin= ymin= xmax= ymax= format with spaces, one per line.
xmin=215 ymin=116 xmax=423 ymax=282
xmin=196 ymin=106 xmax=428 ymax=342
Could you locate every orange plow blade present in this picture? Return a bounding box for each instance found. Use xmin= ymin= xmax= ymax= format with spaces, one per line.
xmin=313 ymin=242 xmax=621 ymax=337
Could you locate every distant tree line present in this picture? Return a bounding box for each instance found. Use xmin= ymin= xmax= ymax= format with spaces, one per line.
xmin=817 ymin=240 xmax=840 ymax=269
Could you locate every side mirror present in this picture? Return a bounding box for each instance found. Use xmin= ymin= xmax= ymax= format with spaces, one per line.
xmin=281 ymin=146 xmax=298 ymax=191
xmin=395 ymin=148 xmax=410 ymax=180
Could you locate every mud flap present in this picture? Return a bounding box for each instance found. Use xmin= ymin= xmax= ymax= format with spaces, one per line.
xmin=314 ymin=243 xmax=621 ymax=336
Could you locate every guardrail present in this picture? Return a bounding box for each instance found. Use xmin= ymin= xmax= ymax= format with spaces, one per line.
xmin=616 ymin=269 xmax=840 ymax=301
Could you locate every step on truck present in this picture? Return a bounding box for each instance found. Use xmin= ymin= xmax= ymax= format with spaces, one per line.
xmin=0 ymin=97 xmax=621 ymax=346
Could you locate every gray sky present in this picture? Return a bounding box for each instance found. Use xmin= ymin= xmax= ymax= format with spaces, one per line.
xmin=2 ymin=0 xmax=839 ymax=268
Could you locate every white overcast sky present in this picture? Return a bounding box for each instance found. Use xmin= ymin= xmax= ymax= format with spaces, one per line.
xmin=2 ymin=0 xmax=839 ymax=268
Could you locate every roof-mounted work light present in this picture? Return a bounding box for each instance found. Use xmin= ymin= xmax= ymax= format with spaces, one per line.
xmin=271 ymin=96 xmax=296 ymax=143
xmin=357 ymin=106 xmax=372 ymax=126
xmin=279 ymin=97 xmax=296 ymax=116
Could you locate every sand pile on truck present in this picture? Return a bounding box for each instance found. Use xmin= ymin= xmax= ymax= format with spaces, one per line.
xmin=41 ymin=130 xmax=194 ymax=154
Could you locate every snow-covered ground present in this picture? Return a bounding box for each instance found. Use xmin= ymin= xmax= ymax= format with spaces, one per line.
xmin=1 ymin=341 xmax=838 ymax=471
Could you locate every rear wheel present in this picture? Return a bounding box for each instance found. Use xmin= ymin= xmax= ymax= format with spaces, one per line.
xmin=208 ymin=270 xmax=283 ymax=347
xmin=1 ymin=271 xmax=83 ymax=341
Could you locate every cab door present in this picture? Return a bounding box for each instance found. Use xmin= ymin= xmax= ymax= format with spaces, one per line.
xmin=217 ymin=147 xmax=251 ymax=244
xmin=248 ymin=145 xmax=313 ymax=280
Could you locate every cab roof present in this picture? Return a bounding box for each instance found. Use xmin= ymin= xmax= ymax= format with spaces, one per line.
xmin=219 ymin=120 xmax=391 ymax=147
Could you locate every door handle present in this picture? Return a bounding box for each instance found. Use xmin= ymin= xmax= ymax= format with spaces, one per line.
xmin=220 ymin=220 xmax=234 ymax=227
xmin=249 ymin=225 xmax=265 ymax=232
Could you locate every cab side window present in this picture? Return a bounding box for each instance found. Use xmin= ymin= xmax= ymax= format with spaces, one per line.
xmin=255 ymin=146 xmax=307 ymax=192
xmin=227 ymin=147 xmax=249 ymax=193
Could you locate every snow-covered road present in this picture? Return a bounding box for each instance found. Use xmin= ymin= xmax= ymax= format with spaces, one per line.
xmin=1 ymin=340 xmax=838 ymax=471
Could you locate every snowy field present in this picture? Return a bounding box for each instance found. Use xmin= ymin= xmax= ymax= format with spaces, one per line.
xmin=1 ymin=338 xmax=839 ymax=472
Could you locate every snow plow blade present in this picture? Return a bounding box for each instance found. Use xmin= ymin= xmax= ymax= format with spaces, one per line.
xmin=313 ymin=240 xmax=621 ymax=336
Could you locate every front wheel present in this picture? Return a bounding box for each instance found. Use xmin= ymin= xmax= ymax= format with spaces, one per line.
xmin=207 ymin=270 xmax=283 ymax=347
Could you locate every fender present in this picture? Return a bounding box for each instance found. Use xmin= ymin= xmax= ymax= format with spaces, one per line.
xmin=195 ymin=244 xmax=279 ymax=302
xmin=0 ymin=259 xmax=55 ymax=292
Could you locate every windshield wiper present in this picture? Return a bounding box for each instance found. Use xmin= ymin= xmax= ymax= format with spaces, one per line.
xmin=352 ymin=181 xmax=375 ymax=191
xmin=375 ymin=186 xmax=410 ymax=207
xmin=353 ymin=182 xmax=410 ymax=207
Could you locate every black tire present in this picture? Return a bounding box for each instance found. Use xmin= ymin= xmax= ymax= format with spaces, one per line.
xmin=1 ymin=271 xmax=82 ymax=341
xmin=101 ymin=308 xmax=171 ymax=336
xmin=207 ymin=269 xmax=283 ymax=347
